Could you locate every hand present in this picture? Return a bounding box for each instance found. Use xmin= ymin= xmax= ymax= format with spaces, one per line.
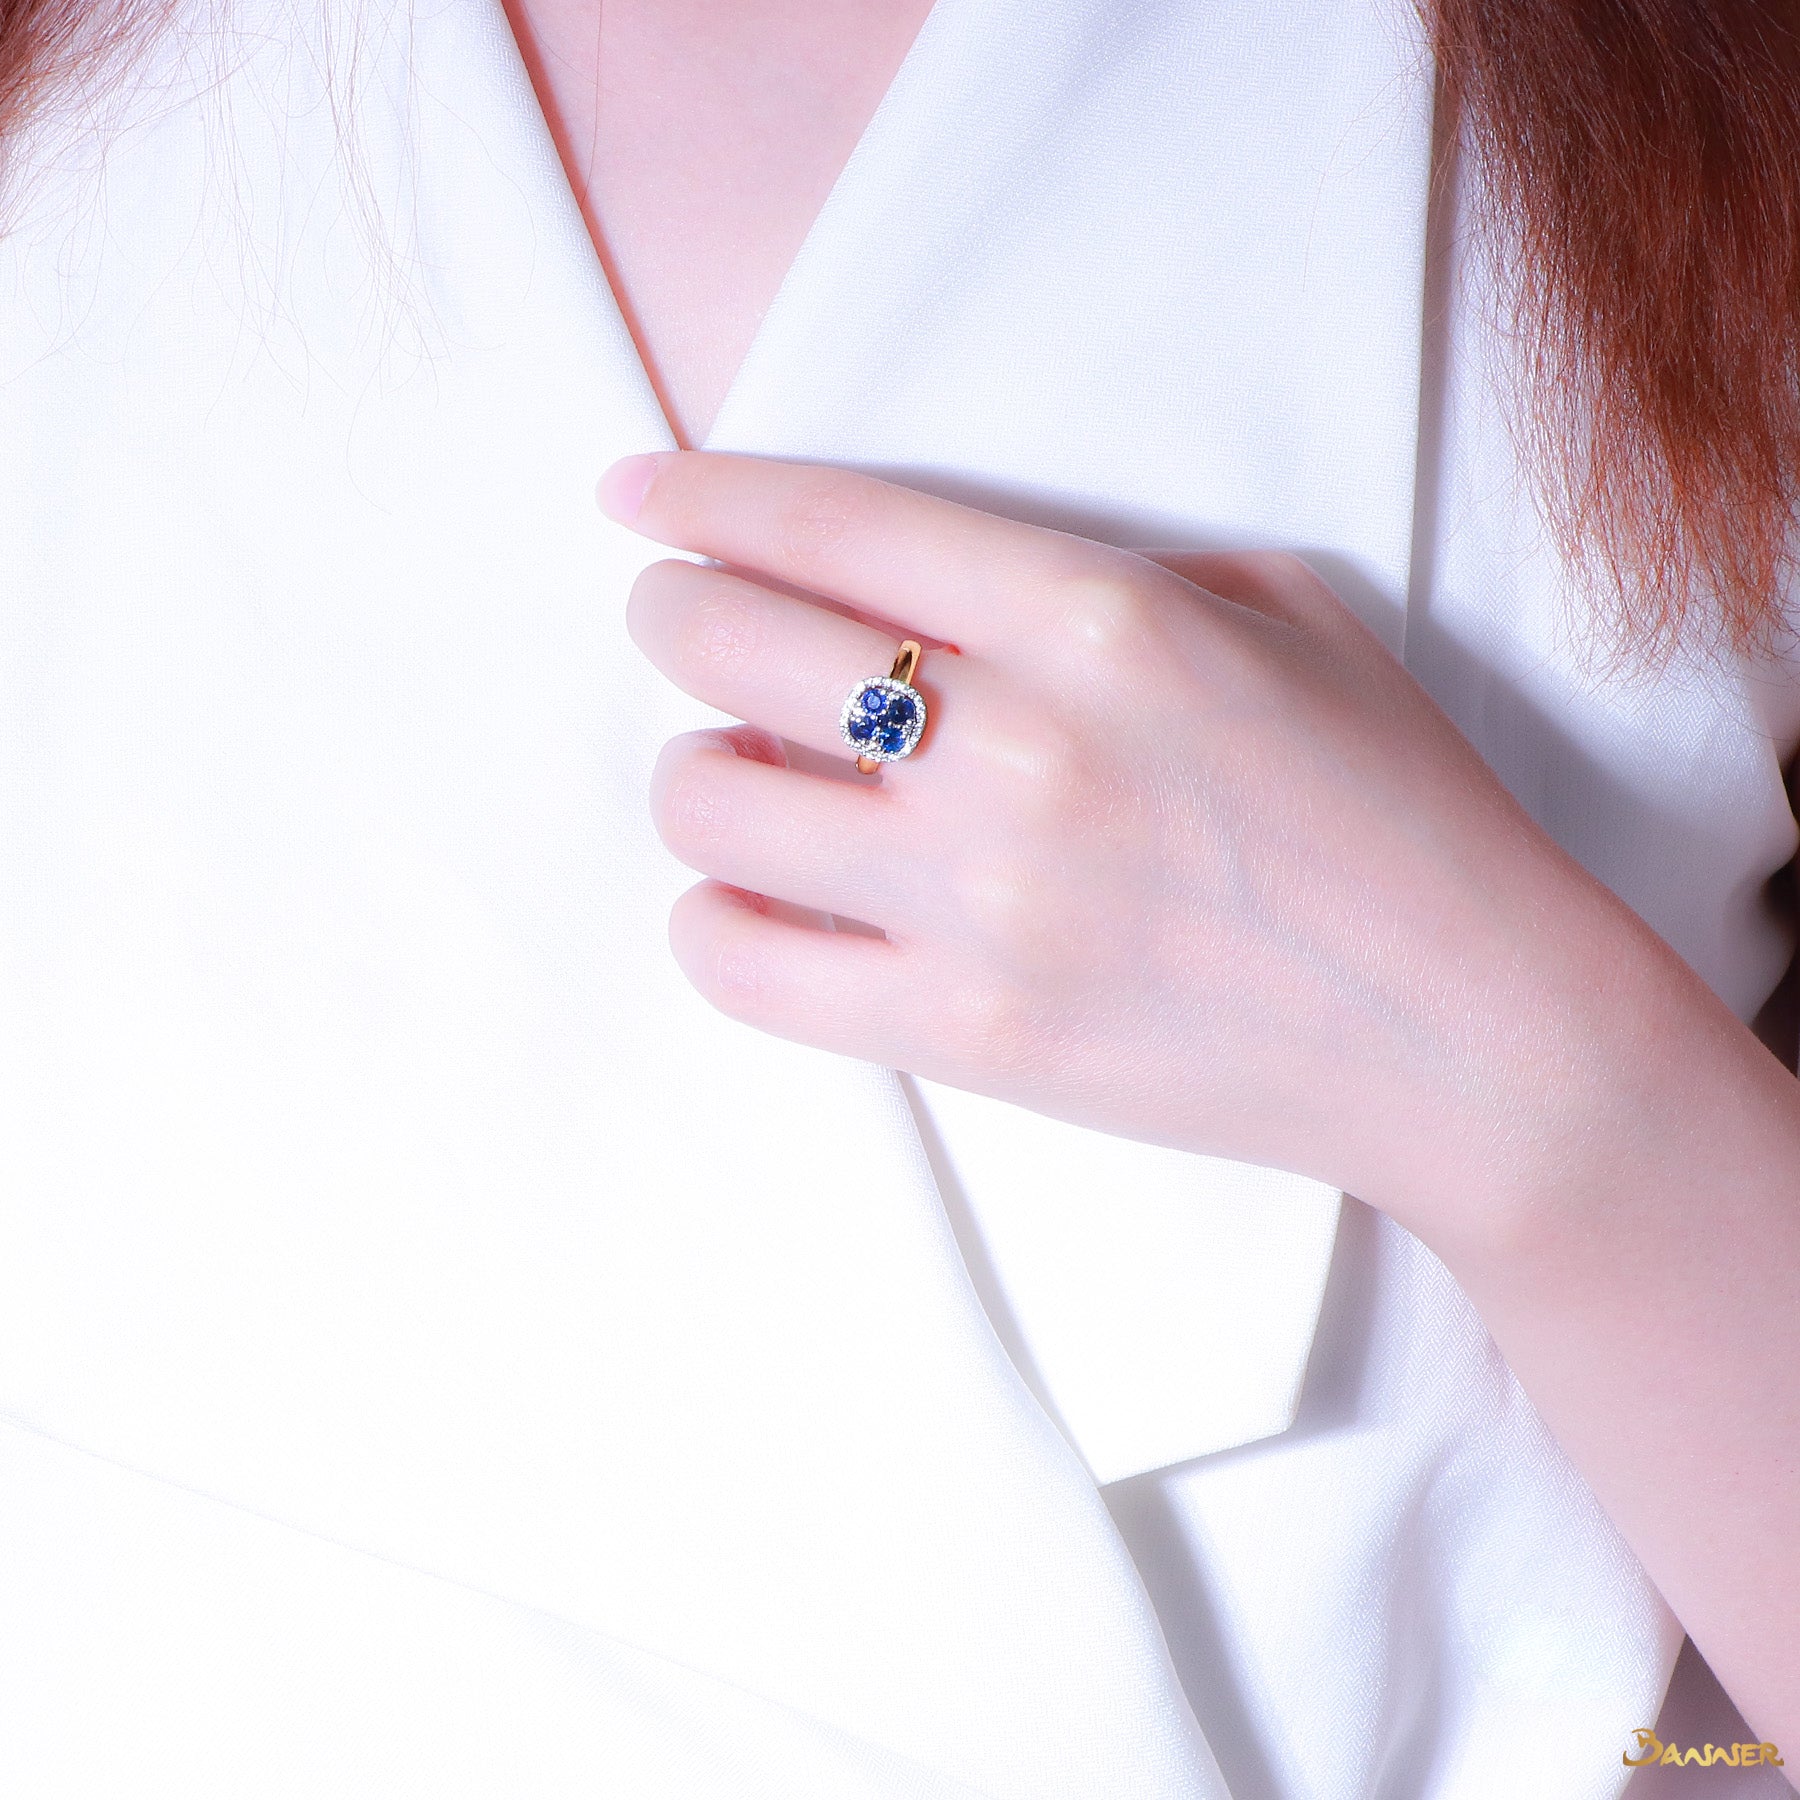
xmin=601 ymin=449 xmax=1687 ymax=1245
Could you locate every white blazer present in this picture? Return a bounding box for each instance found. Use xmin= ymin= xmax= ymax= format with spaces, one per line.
xmin=1 ymin=0 xmax=1795 ymax=1793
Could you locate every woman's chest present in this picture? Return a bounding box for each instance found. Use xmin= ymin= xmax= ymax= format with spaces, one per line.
xmin=501 ymin=0 xmax=938 ymax=447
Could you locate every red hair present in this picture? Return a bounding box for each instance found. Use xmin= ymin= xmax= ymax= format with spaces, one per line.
xmin=1431 ymin=0 xmax=1800 ymax=665
xmin=0 ymin=0 xmax=172 ymax=170
xmin=5 ymin=0 xmax=1800 ymax=661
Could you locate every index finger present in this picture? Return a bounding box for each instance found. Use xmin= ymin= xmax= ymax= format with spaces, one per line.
xmin=596 ymin=450 xmax=1125 ymax=651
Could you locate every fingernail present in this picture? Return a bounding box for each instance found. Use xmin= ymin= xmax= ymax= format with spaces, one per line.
xmin=596 ymin=452 xmax=671 ymax=524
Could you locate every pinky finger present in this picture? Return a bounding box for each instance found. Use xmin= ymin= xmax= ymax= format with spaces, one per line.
xmin=669 ymin=880 xmax=919 ymax=1065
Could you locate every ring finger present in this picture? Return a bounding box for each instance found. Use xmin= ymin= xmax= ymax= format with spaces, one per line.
xmin=627 ymin=557 xmax=975 ymax=768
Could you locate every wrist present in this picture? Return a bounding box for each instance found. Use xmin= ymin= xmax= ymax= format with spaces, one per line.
xmin=1375 ymin=882 xmax=1788 ymax=1275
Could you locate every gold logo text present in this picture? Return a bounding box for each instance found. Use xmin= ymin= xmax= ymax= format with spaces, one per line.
xmin=1623 ymin=1730 xmax=1784 ymax=1769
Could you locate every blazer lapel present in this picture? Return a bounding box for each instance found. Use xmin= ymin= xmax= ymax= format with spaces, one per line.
xmin=0 ymin=0 xmax=1230 ymax=1793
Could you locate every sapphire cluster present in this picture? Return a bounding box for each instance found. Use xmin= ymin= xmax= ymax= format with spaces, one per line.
xmin=840 ymin=676 xmax=926 ymax=762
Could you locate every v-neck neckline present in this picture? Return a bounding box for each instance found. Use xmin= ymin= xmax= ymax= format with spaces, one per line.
xmin=505 ymin=0 xmax=966 ymax=457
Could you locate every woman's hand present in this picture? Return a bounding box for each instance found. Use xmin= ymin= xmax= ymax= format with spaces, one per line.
xmin=603 ymin=450 xmax=1800 ymax=1735
xmin=600 ymin=449 xmax=1697 ymax=1245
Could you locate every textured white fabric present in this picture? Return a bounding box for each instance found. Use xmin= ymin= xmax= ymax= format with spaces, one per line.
xmin=0 ymin=0 xmax=1793 ymax=1792
xmin=0 ymin=1415 xmax=996 ymax=1800
xmin=909 ymin=1086 xmax=1342 ymax=1482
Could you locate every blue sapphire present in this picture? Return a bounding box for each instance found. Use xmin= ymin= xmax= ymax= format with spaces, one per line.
xmin=841 ymin=676 xmax=926 ymax=761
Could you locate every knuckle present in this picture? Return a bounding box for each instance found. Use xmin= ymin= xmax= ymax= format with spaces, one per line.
xmin=1047 ymin=564 xmax=1158 ymax=660
xmin=1228 ymin=548 xmax=1342 ymax=623
xmin=956 ymin=856 xmax=1036 ymax=942
xmin=969 ymin=684 xmax=1078 ymax=778
xmin=1266 ymin=548 xmax=1316 ymax=583
xmin=652 ymin=743 xmax=736 ymax=864
xmin=1233 ymin=547 xmax=1311 ymax=586
xmin=623 ymin=559 xmax=683 ymax=647
xmin=719 ymin=723 xmax=787 ymax=768
xmin=971 ymin=712 xmax=1092 ymax=823
xmin=703 ymin=921 xmax=773 ymax=1020
xmin=671 ymin=885 xmax=775 ymax=1022
xmin=937 ymin=971 xmax=1029 ymax=1071
xmin=951 ymin=852 xmax=1067 ymax=971
xmin=672 ymin=578 xmax=760 ymax=677
xmin=770 ymin=472 xmax=875 ymax=571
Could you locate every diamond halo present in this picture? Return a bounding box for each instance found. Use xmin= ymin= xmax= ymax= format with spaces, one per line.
xmin=840 ymin=674 xmax=927 ymax=763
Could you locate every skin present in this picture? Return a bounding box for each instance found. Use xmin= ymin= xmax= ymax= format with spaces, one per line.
xmin=501 ymin=0 xmax=936 ymax=447
xmin=519 ymin=0 xmax=1800 ymax=1747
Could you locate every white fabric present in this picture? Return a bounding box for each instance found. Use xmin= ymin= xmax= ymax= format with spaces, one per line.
xmin=0 ymin=1415 xmax=995 ymax=1800
xmin=0 ymin=0 xmax=1793 ymax=1791
xmin=909 ymin=1084 xmax=1341 ymax=1482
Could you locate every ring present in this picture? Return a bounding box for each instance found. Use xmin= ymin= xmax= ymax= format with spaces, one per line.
xmin=841 ymin=640 xmax=927 ymax=774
